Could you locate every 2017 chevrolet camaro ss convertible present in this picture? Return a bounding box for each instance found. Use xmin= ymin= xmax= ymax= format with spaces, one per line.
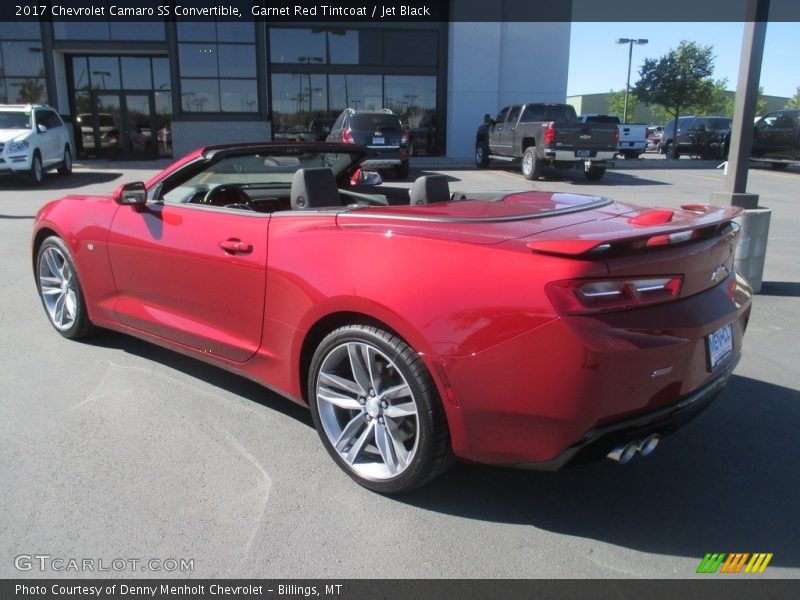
xmin=32 ymin=143 xmax=752 ymax=493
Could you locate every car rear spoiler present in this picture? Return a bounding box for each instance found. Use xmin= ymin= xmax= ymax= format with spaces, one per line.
xmin=526 ymin=204 xmax=742 ymax=258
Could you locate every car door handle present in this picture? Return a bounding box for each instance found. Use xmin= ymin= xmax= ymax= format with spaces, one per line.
xmin=219 ymin=239 xmax=253 ymax=254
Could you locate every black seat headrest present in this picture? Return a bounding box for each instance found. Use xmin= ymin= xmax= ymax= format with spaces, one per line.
xmin=409 ymin=175 xmax=450 ymax=205
xmin=291 ymin=168 xmax=340 ymax=210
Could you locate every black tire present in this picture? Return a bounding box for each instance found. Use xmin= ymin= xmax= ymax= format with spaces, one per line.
xmin=521 ymin=146 xmax=542 ymax=180
xmin=665 ymin=143 xmax=680 ymax=160
xmin=771 ymin=162 xmax=789 ymax=170
xmin=622 ymin=151 xmax=641 ymax=160
xmin=475 ymin=140 xmax=490 ymax=168
xmin=35 ymin=236 xmax=95 ymax=339
xmin=28 ymin=151 xmax=44 ymax=185
xmin=585 ymin=166 xmax=606 ymax=181
xmin=308 ymin=324 xmax=453 ymax=494
xmin=57 ymin=146 xmax=72 ymax=176
xmin=395 ymin=160 xmax=409 ymax=180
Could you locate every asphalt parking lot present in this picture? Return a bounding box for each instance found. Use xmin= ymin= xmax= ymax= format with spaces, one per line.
xmin=1 ymin=155 xmax=798 ymax=579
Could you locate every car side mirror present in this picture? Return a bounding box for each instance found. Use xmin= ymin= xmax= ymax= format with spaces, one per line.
xmin=483 ymin=114 xmax=492 ymax=125
xmin=37 ymin=124 xmax=47 ymax=134
xmin=113 ymin=181 xmax=147 ymax=206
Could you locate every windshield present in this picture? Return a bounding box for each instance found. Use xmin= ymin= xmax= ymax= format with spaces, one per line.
xmin=160 ymin=148 xmax=362 ymax=204
xmin=0 ymin=112 xmax=32 ymax=129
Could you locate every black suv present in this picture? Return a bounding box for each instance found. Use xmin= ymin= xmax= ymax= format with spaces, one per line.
xmin=660 ymin=116 xmax=732 ymax=160
xmin=751 ymin=109 xmax=800 ymax=169
xmin=327 ymin=108 xmax=409 ymax=179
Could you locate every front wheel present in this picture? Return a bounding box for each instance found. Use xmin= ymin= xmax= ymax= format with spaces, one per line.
xmin=521 ymin=147 xmax=542 ymax=180
xmin=475 ymin=140 xmax=490 ymax=168
xmin=28 ymin=152 xmax=44 ymax=185
xmin=309 ymin=324 xmax=453 ymax=494
xmin=36 ymin=236 xmax=95 ymax=339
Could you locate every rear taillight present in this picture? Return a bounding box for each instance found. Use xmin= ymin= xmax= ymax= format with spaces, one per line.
xmin=401 ymin=129 xmax=409 ymax=145
xmin=546 ymin=276 xmax=683 ymax=315
xmin=613 ymin=126 xmax=620 ymax=146
xmin=544 ymin=124 xmax=556 ymax=144
xmin=342 ymin=129 xmax=354 ymax=144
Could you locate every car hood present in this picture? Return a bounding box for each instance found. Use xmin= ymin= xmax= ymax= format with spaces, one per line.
xmin=336 ymin=192 xmax=633 ymax=245
xmin=0 ymin=129 xmax=31 ymax=143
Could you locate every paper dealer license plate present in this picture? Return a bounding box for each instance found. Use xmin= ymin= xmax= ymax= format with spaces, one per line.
xmin=707 ymin=323 xmax=733 ymax=369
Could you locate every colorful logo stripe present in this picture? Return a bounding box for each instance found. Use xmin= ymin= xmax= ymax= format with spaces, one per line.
xmin=697 ymin=553 xmax=773 ymax=574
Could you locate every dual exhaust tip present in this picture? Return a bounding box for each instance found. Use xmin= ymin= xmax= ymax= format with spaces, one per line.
xmin=607 ymin=434 xmax=660 ymax=464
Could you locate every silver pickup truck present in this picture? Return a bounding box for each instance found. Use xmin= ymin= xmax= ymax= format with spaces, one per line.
xmin=476 ymin=103 xmax=618 ymax=181
xmin=578 ymin=114 xmax=649 ymax=159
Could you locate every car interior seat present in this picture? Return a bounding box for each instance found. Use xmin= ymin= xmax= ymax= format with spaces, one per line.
xmin=291 ymin=168 xmax=341 ymax=210
xmin=409 ymin=175 xmax=450 ymax=205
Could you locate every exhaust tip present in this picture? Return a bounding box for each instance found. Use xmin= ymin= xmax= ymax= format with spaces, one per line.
xmin=607 ymin=442 xmax=638 ymax=464
xmin=637 ymin=434 xmax=660 ymax=457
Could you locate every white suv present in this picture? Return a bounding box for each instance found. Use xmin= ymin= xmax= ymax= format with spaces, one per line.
xmin=0 ymin=104 xmax=73 ymax=185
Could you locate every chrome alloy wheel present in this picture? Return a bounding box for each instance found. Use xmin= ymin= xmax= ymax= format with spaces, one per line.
xmin=38 ymin=246 xmax=78 ymax=330
xmin=315 ymin=342 xmax=419 ymax=481
xmin=522 ymin=151 xmax=533 ymax=175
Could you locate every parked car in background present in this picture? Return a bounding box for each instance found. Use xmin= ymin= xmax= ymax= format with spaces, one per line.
xmin=476 ymin=103 xmax=618 ymax=180
xmin=646 ymin=126 xmax=664 ymax=151
xmin=751 ymin=109 xmax=800 ymax=169
xmin=578 ymin=114 xmax=648 ymax=159
xmin=661 ymin=116 xmax=732 ymax=160
xmin=32 ymin=141 xmax=752 ymax=493
xmin=327 ymin=108 xmax=409 ymax=179
xmin=0 ymin=104 xmax=72 ymax=185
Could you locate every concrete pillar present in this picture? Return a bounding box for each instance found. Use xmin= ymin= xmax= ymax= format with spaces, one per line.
xmin=733 ymin=208 xmax=771 ymax=294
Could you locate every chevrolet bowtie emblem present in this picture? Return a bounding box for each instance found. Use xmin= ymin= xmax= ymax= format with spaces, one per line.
xmin=710 ymin=265 xmax=729 ymax=282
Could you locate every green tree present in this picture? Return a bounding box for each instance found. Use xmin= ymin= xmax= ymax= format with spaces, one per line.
xmin=689 ymin=78 xmax=731 ymax=116
xmin=607 ymin=89 xmax=638 ymax=122
xmin=633 ymin=40 xmax=715 ymax=155
xmin=787 ymin=88 xmax=800 ymax=109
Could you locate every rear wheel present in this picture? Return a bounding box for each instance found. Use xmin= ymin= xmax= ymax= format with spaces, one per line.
xmin=622 ymin=151 xmax=641 ymax=159
xmin=475 ymin=140 xmax=490 ymax=168
xmin=57 ymin=146 xmax=72 ymax=176
xmin=665 ymin=143 xmax=680 ymax=160
xmin=395 ymin=160 xmax=409 ymax=180
xmin=585 ymin=166 xmax=606 ymax=181
xmin=36 ymin=236 xmax=95 ymax=339
xmin=521 ymin=146 xmax=542 ymax=180
xmin=28 ymin=152 xmax=44 ymax=185
xmin=309 ymin=324 xmax=453 ymax=494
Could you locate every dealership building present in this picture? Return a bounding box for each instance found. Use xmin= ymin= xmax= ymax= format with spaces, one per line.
xmin=0 ymin=1 xmax=570 ymax=159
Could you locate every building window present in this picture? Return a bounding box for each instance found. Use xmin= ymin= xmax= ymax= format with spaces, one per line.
xmin=177 ymin=22 xmax=257 ymax=114
xmin=0 ymin=23 xmax=46 ymax=104
xmin=268 ymin=27 xmax=441 ymax=154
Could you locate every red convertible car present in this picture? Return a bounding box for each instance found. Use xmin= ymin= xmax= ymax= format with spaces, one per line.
xmin=32 ymin=143 xmax=752 ymax=493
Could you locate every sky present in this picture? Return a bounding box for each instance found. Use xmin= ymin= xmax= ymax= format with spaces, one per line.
xmin=567 ymin=22 xmax=799 ymax=99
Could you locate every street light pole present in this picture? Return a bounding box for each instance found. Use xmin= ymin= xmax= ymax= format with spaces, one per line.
xmin=615 ymin=38 xmax=648 ymax=124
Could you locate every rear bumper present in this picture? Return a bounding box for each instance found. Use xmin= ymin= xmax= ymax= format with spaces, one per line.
xmin=544 ymin=149 xmax=616 ymax=162
xmin=515 ymin=354 xmax=739 ymax=470
xmin=433 ymin=272 xmax=752 ymax=466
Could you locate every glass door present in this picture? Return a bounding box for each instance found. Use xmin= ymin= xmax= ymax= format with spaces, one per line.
xmin=124 ymin=93 xmax=156 ymax=157
xmin=88 ymin=91 xmax=157 ymax=158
